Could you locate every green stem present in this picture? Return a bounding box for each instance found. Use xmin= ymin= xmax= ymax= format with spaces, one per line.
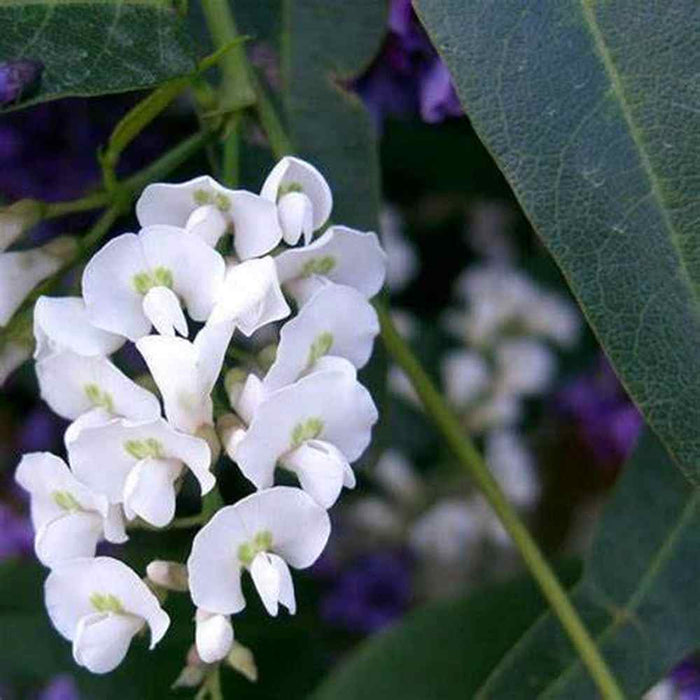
xmin=44 ymin=191 xmax=111 ymax=219
xmin=376 ymin=304 xmax=625 ymax=699
xmin=221 ymin=117 xmax=240 ymax=187
xmin=250 ymin=70 xmax=293 ymax=157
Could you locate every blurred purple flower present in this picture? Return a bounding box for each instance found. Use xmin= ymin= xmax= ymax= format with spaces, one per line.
xmin=38 ymin=675 xmax=80 ymax=700
xmin=319 ymin=551 xmax=413 ymax=634
xmin=0 ymin=60 xmax=43 ymax=106
xmin=557 ymin=357 xmax=642 ymax=468
xmin=672 ymin=656 xmax=700 ymax=699
xmin=0 ymin=502 xmax=32 ymax=560
xmin=17 ymin=407 xmax=67 ymax=453
xmin=354 ymin=0 xmax=461 ymax=125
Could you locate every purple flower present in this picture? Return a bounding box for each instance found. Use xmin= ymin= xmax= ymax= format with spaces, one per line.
xmin=0 ymin=60 xmax=43 ymax=106
xmin=0 ymin=502 xmax=33 ymax=560
xmin=38 ymin=675 xmax=80 ymax=700
xmin=354 ymin=0 xmax=462 ymax=125
xmin=319 ymin=551 xmax=413 ymax=634
xmin=557 ymin=357 xmax=642 ymax=468
xmin=17 ymin=407 xmax=67 ymax=453
xmin=672 ymin=656 xmax=700 ymax=699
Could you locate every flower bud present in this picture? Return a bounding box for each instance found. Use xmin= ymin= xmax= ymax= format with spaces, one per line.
xmin=42 ymin=235 xmax=79 ymax=263
xmin=226 ymin=641 xmax=258 ymax=683
xmin=195 ymin=610 xmax=234 ymax=664
xmin=216 ymin=413 xmax=247 ymax=461
xmin=224 ymin=367 xmax=248 ymax=408
xmin=146 ymin=560 xmax=189 ymax=593
xmin=0 ymin=199 xmax=43 ymax=252
xmin=195 ymin=423 xmax=221 ymax=465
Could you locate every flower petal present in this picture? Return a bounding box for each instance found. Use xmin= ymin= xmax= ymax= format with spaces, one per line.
xmin=250 ymin=552 xmax=281 ymax=616
xmin=227 ymin=192 xmax=283 ymax=260
xmin=263 ymin=283 xmax=379 ymax=392
xmin=186 ymin=204 xmax=229 ymax=247
xmin=123 ymin=457 xmax=180 ymax=527
xmin=35 ymin=511 xmax=103 ymax=567
xmin=277 ymin=191 xmax=313 ymax=246
xmin=142 ymin=286 xmax=188 ymax=337
xmin=270 ymin=553 xmax=296 ymax=614
xmin=195 ymin=610 xmax=234 ymax=663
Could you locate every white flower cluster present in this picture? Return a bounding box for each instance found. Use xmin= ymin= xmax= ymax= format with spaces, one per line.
xmin=14 ymin=157 xmax=387 ymax=675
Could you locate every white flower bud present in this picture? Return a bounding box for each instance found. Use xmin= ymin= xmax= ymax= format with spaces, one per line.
xmin=216 ymin=413 xmax=248 ymax=461
xmin=195 ymin=609 xmax=234 ymax=664
xmin=146 ymin=560 xmax=189 ymax=593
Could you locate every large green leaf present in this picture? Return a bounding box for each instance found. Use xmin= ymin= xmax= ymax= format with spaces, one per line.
xmin=414 ymin=0 xmax=700 ymax=482
xmin=282 ymin=1 xmax=387 ymax=230
xmin=311 ymin=564 xmax=581 ymax=700
xmin=312 ymin=432 xmax=700 ymax=698
xmin=0 ymin=0 xmax=195 ymax=110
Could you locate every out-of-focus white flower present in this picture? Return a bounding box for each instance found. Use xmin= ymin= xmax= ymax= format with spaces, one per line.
xmin=0 ymin=199 xmax=42 ymax=252
xmin=82 ymin=226 xmax=226 ymax=341
xmin=373 ymin=450 xmax=422 ymax=506
xmin=68 ymin=417 xmax=214 ymax=528
xmin=346 ymin=496 xmax=404 ymax=540
xmin=0 ymin=236 xmax=77 ymax=327
xmin=390 ymin=309 xmax=418 ymax=339
xmin=146 ymin=560 xmax=189 ymax=592
xmin=465 ymin=391 xmax=522 ymax=433
xmin=195 ymin=609 xmax=234 ymax=663
xmin=260 ymin=156 xmax=333 ymax=246
xmin=380 ymin=206 xmax=419 ymax=292
xmin=36 ymin=351 xmax=161 ymax=422
xmin=187 ymin=487 xmax=330 ymax=617
xmin=34 ymin=296 xmax=125 ymax=361
xmin=494 ymin=338 xmax=555 ymax=396
xmin=275 ymin=225 xmax=386 ymax=305
xmin=234 ymin=359 xmax=377 ymax=508
xmin=388 ymin=365 xmax=421 ymax=408
xmin=521 ymin=293 xmax=581 ymax=348
xmin=15 ymin=452 xmax=127 ymax=567
xmin=262 ymin=283 xmax=379 ymax=393
xmin=136 ymin=175 xmax=283 ymax=258
xmin=45 ymin=557 xmax=170 ymax=673
xmin=441 ymin=349 xmax=490 ymax=406
xmin=208 ymin=256 xmax=290 ymax=335
xmin=0 ymin=337 xmax=32 ymax=387
xmin=485 ymin=430 xmax=540 ymax=508
xmin=643 ymin=680 xmax=676 ymax=700
xmin=137 ymin=321 xmax=233 ymax=434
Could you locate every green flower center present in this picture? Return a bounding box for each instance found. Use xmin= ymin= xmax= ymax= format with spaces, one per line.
xmin=238 ymin=530 xmax=273 ymax=566
xmin=193 ymin=188 xmax=231 ymax=212
xmin=84 ymin=383 xmax=114 ymax=412
xmin=90 ymin=592 xmax=125 ymax=614
xmin=291 ymin=417 xmax=324 ymax=448
xmin=300 ymin=256 xmax=336 ymax=278
xmin=52 ymin=490 xmax=82 ymax=511
xmin=132 ymin=266 xmax=174 ymax=295
xmin=306 ymin=331 xmax=334 ymax=368
xmin=124 ymin=438 xmax=164 ymax=460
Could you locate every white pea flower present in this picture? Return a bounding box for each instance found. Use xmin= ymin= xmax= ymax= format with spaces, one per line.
xmin=45 ymin=557 xmax=170 ymax=674
xmin=187 ymin=487 xmax=330 ymax=617
xmin=68 ymin=417 xmax=214 ymax=528
xmin=260 ymin=156 xmax=333 ymax=246
xmin=34 ymin=296 xmax=125 ymax=361
xmin=262 ymin=283 xmax=379 ymax=392
xmin=274 ymin=225 xmax=387 ymax=305
xmin=82 ymin=225 xmax=226 ymax=341
xmin=441 ymin=349 xmax=490 ymax=406
xmin=136 ymin=321 xmax=232 ymax=434
xmin=15 ymin=453 xmax=127 ymax=567
xmin=380 ymin=206 xmax=419 ymax=293
xmin=195 ymin=609 xmax=234 ymax=663
xmin=36 ymin=350 xmax=160 ymax=422
xmin=485 ymin=430 xmax=540 ymax=508
xmin=0 ymin=236 xmax=77 ymax=327
xmin=234 ymin=358 xmax=378 ymax=508
xmin=208 ymin=256 xmax=290 ymax=335
xmin=494 ymin=338 xmax=555 ymax=396
xmin=136 ymin=175 xmax=283 ymax=258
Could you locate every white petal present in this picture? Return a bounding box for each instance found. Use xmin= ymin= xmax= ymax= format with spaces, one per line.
xmin=263 ymin=283 xmax=379 ymax=392
xmin=35 ymin=512 xmax=103 ymax=567
xmin=123 ymin=457 xmax=181 ymax=527
xmin=195 ymin=610 xmax=234 ymax=663
xmin=277 ymin=192 xmax=313 ymax=246
xmin=192 ymin=320 xmax=236 ymax=393
xmin=139 ymin=224 xmax=226 ymax=322
xmin=485 ymin=430 xmax=540 ymax=508
xmin=231 ymin=374 xmax=265 ymax=425
xmin=250 ymin=552 xmax=281 ymax=616
xmin=142 ymin=286 xmax=188 ymax=337
xmin=441 ymin=350 xmax=491 ymax=406
xmin=82 ymin=233 xmax=151 ymax=340
xmin=209 ymin=257 xmax=290 ymax=335
xmin=15 ymin=452 xmax=108 ymax=531
xmin=261 ymin=156 xmax=333 ymax=231
xmin=274 ymin=226 xmax=386 ymax=301
xmin=186 ymin=205 xmax=229 ymax=247
xmin=64 ymin=407 xmax=113 ymax=447
xmin=34 ymin=296 xmax=125 ymax=361
xmin=103 ymin=505 xmax=128 ymax=544
xmin=0 ymin=245 xmax=63 ymax=327
xmin=73 ymin=611 xmax=144 ymax=674
xmin=68 ymin=416 xmax=214 ymax=504
xmin=45 ymin=556 xmax=170 ymax=648
xmin=281 ymin=439 xmax=349 ymax=508
xmin=136 ymin=335 xmax=211 ymax=434
xmin=494 ymin=339 xmax=555 ymax=396
xmin=235 ymin=360 xmax=378 ymax=490
xmin=227 ymin=192 xmax=283 ymax=260
xmin=270 ymin=553 xmax=296 ymax=614
xmin=36 ymin=351 xmax=161 ymax=421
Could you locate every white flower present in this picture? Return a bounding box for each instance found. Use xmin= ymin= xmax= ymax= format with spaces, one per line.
xmin=68 ymin=417 xmax=214 ymax=527
xmin=137 ymin=320 xmax=233 ymax=434
xmin=34 ymin=296 xmax=125 ymax=361
xmin=195 ymin=609 xmax=234 ymax=663
xmin=373 ymin=450 xmax=422 ymax=506
xmin=15 ymin=452 xmax=127 ymax=567
xmin=485 ymin=430 xmax=540 ymax=508
xmin=146 ymin=560 xmax=189 ymax=592
xmin=187 ymin=487 xmax=330 ymax=617
xmin=0 ymin=236 xmax=77 ymax=327
xmin=82 ymin=225 xmax=226 ymax=341
xmin=441 ymin=350 xmax=490 ymax=406
xmin=208 ymin=256 xmax=290 ymax=335
xmin=274 ymin=225 xmax=386 ymax=305
xmin=380 ymin=206 xmax=419 ymax=292
xmin=233 ymin=358 xmax=378 ymax=508
xmin=522 ymin=292 xmax=581 ymax=348
xmin=136 ymin=175 xmax=283 ymax=259
xmin=262 ymin=283 xmax=379 ymax=392
xmin=466 ymin=391 xmax=522 ymax=433
xmin=494 ymin=338 xmax=555 ymax=396
xmin=260 ymin=156 xmax=333 ymax=246
xmin=45 ymin=556 xmax=170 ymax=674
xmin=35 ymin=351 xmax=160 ymax=422
xmin=347 ymin=497 xmax=404 ymax=540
